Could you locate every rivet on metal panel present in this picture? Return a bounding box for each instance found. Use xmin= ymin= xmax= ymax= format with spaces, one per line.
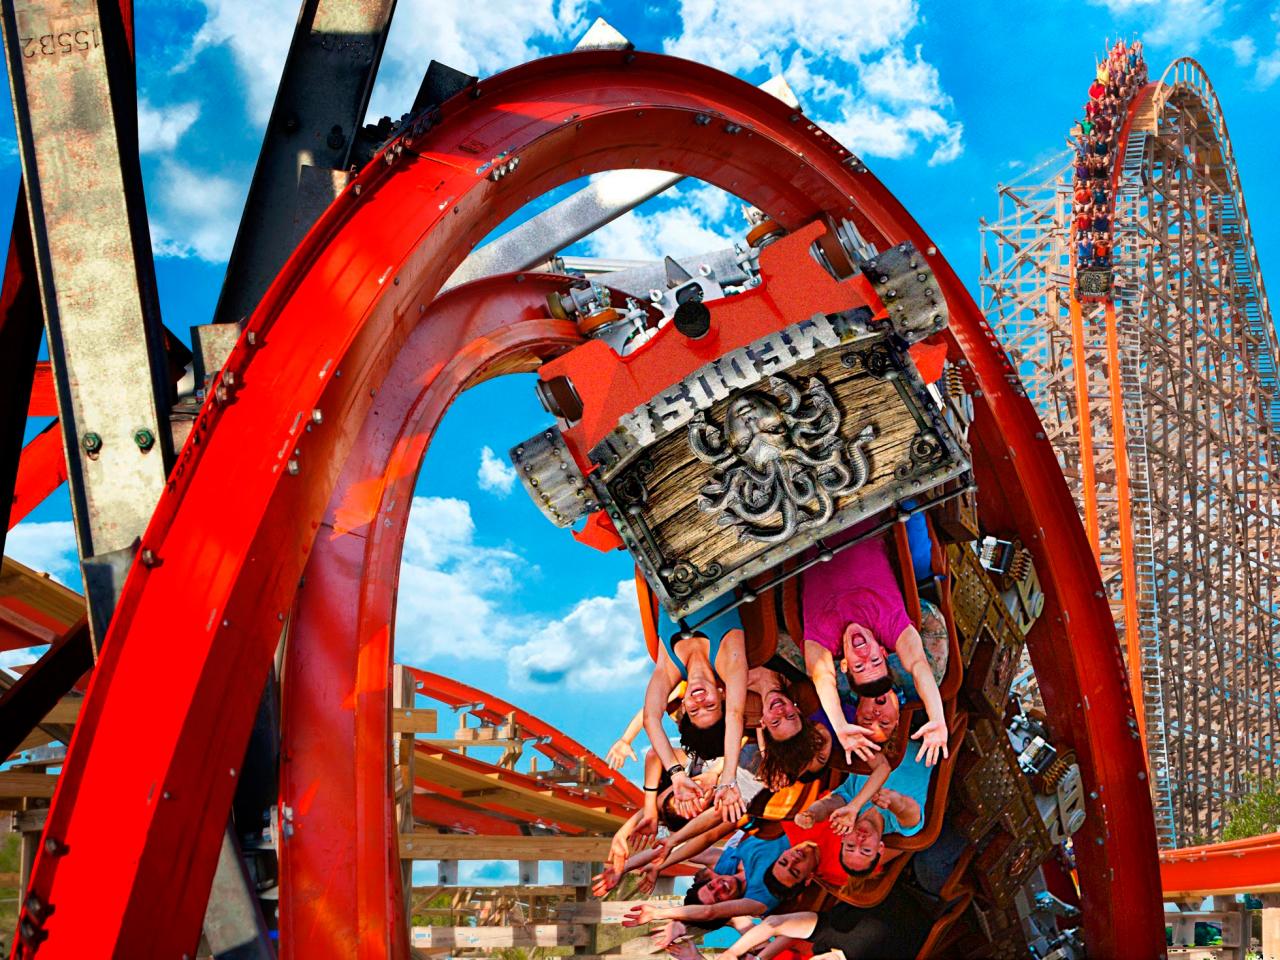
xmin=81 ymin=432 xmax=103 ymax=454
xmin=133 ymin=428 xmax=156 ymax=452
xmin=141 ymin=549 xmax=158 ymax=568
xmin=287 ymin=460 xmax=300 ymax=475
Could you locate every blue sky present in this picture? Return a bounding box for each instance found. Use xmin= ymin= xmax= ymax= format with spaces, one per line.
xmin=6 ymin=0 xmax=1280 ymax=800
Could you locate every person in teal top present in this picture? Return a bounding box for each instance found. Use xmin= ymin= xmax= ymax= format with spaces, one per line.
xmin=645 ymin=606 xmax=750 ymax=826
xmin=794 ymin=738 xmax=933 ymax=877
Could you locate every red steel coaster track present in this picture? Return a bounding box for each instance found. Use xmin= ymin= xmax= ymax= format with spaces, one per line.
xmin=10 ymin=49 xmax=1163 ymax=958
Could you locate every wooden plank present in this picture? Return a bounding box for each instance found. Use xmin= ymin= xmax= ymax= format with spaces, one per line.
xmin=11 ymin=728 xmax=55 ymax=756
xmin=399 ymin=834 xmax=613 ymax=861
xmin=0 ymin=871 xmax=20 ymax=886
xmin=391 ymin=707 xmax=437 ymax=734
xmin=410 ymin=924 xmax=589 ymax=948
xmin=42 ymin=697 xmax=80 ymax=725
xmin=0 ymin=771 xmax=56 ymax=798
xmin=412 ymin=752 xmax=624 ymax=833
xmin=0 ymin=557 xmax=85 ymax=638
xmin=557 ymin=899 xmax=682 ymax=924
xmin=412 ymin=885 xmax=581 ymax=898
xmin=422 ymin=737 xmax=523 ymax=750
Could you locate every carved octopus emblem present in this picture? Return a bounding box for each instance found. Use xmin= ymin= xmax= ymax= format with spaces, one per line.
xmin=688 ymin=374 xmax=876 ymax=543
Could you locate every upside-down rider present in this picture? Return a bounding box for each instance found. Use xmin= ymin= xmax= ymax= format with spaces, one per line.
xmin=802 ymin=527 xmax=949 ymax=768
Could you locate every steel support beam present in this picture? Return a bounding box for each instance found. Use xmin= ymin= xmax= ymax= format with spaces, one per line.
xmin=212 ymin=0 xmax=396 ymax=326
xmin=201 ymin=825 xmax=273 ymax=960
xmin=0 ymin=0 xmax=173 ymax=646
xmin=443 ymin=169 xmax=683 ymax=291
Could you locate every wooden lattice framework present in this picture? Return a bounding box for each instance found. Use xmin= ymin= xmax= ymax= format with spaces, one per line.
xmin=981 ymin=57 xmax=1280 ymax=847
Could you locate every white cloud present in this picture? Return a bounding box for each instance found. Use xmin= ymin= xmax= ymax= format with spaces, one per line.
xmin=662 ymin=0 xmax=963 ymax=165
xmin=583 ymin=200 xmax=739 ymax=261
xmin=5 ymin=521 xmax=78 ymax=585
xmin=1 ymin=645 xmax=47 ymax=678
xmin=365 ymin=0 xmax=587 ymax=120
xmin=395 ymin=496 xmax=526 ymax=661
xmin=1229 ymin=35 xmax=1257 ymax=66
xmin=477 ymin=446 xmax=518 ymax=496
xmin=394 ymin=497 xmax=648 ymax=692
xmin=859 ymin=46 xmax=942 ymax=107
xmin=507 ymin=579 xmax=650 ymax=690
xmin=1252 ymin=9 xmax=1280 ymax=88
xmin=137 ymin=99 xmax=200 ymax=154
xmin=1258 ymin=50 xmax=1280 ymax=86
xmin=663 ymin=0 xmax=916 ymax=75
xmin=150 ymin=159 xmax=244 ymax=262
xmin=1087 ymin=0 xmax=1224 ymax=50
xmin=183 ymin=0 xmax=297 ymax=125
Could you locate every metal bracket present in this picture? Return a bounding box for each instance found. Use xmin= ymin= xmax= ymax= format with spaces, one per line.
xmin=860 ymin=241 xmax=948 ymax=342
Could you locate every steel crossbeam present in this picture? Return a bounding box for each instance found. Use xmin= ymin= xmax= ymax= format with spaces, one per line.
xmin=212 ymin=0 xmax=396 ymax=327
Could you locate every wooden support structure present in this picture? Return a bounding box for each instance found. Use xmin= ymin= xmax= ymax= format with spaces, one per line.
xmin=0 ymin=771 xmax=57 ymax=798
xmin=399 ymin=834 xmax=613 ymax=861
xmin=411 ymin=750 xmax=625 ymax=833
xmin=391 ymin=708 xmax=438 ymax=734
xmin=981 ymin=57 xmax=1280 ymax=846
xmin=410 ymin=924 xmax=589 ymax=949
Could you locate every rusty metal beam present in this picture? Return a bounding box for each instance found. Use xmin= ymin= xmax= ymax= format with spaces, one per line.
xmin=211 ymin=0 xmax=397 ymax=327
xmin=0 ymin=0 xmax=174 ymax=646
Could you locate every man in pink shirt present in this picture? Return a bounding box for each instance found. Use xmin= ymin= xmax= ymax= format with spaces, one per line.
xmin=801 ymin=530 xmax=949 ymax=767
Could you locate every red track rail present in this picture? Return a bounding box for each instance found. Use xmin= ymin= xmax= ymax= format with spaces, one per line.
xmin=1161 ymin=832 xmax=1280 ymax=898
xmin=409 ymin=668 xmax=641 ymax=809
xmin=14 ymin=50 xmax=1162 ymax=958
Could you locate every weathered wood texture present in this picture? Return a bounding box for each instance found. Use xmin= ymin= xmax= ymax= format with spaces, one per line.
xmin=602 ymin=338 xmax=965 ymax=616
xmin=410 ymin=924 xmax=589 ymax=948
xmin=391 ymin=708 xmax=438 ymax=733
xmin=399 ymin=834 xmax=614 ymax=861
xmin=411 ymin=751 xmax=625 ymax=833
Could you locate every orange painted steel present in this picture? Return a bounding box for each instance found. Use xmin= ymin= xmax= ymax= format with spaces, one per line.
xmin=1161 ymin=832 xmax=1280 ymax=897
xmin=8 ymin=424 xmax=66 ymax=528
xmin=12 ymin=50 xmax=1162 ymax=958
xmin=1067 ymin=295 xmax=1101 ymax=563
xmin=26 ymin=363 xmax=55 ymax=418
xmin=1103 ymin=300 xmax=1145 ymax=743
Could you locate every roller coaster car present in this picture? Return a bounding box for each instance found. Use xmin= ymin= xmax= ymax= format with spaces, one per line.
xmin=1076 ymin=267 xmax=1112 ymax=303
xmin=510 ymin=219 xmax=971 ymax=624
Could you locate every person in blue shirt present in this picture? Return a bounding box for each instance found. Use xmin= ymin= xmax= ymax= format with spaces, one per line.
xmin=621 ymin=829 xmax=820 ymax=933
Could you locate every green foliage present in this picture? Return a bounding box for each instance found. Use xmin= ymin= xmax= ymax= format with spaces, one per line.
xmin=1222 ymin=775 xmax=1280 ymax=842
xmin=1 ymin=832 xmax=20 ymax=955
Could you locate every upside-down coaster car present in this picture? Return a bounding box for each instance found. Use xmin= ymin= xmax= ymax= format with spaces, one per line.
xmin=13 ymin=47 xmax=1163 ymax=959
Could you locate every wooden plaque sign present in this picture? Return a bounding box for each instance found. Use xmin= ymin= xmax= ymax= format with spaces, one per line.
xmin=586 ymin=308 xmax=970 ymax=617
